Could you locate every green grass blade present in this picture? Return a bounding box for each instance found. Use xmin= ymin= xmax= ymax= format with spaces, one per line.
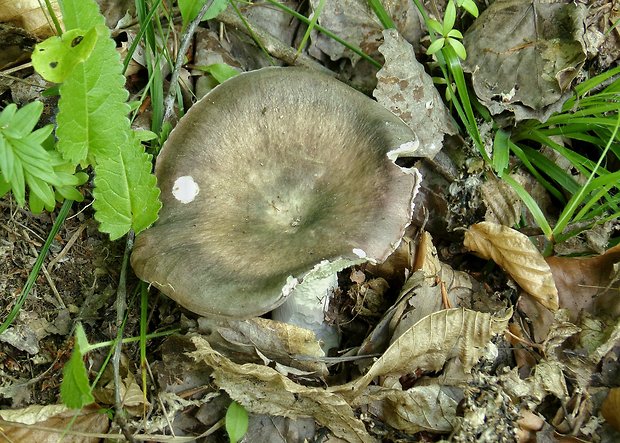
xmin=503 ymin=174 xmax=553 ymax=239
xmin=509 ymin=142 xmax=565 ymax=202
xmin=295 ymin=0 xmax=326 ymax=60
xmin=553 ymin=111 xmax=620 ymax=238
xmin=262 ymin=0 xmax=381 ymax=68
xmin=368 ymin=0 xmax=395 ymax=29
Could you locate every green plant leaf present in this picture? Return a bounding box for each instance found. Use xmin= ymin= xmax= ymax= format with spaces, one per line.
xmin=55 ymin=24 xmax=128 ymax=165
xmin=179 ymin=0 xmax=229 ymax=30
xmin=427 ymin=38 xmax=445 ymax=55
xmin=0 ymin=101 xmax=82 ymax=210
xmin=444 ymin=0 xmax=456 ymax=32
xmin=193 ymin=63 xmax=240 ymax=84
xmin=448 ymin=37 xmax=467 ymax=60
xmin=59 ymin=0 xmax=103 ymax=29
xmin=502 ymin=175 xmax=553 ymax=239
xmin=31 ymin=28 xmax=98 ymax=83
xmin=492 ymin=129 xmax=510 ymax=177
xmin=92 ymin=135 xmax=161 ymax=240
xmin=60 ymin=334 xmax=95 ymax=409
xmin=225 ymin=401 xmax=249 ymax=443
xmin=460 ymin=0 xmax=479 ymax=17
xmin=427 ymin=19 xmax=443 ymax=35
xmin=368 ymin=0 xmax=395 ymax=29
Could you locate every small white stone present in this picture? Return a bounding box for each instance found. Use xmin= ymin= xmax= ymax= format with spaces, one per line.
xmin=172 ymin=176 xmax=200 ymax=203
xmin=352 ymin=248 xmax=367 ymax=258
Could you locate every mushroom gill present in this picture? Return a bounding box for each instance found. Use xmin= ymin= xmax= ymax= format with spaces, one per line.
xmin=130 ymin=67 xmax=421 ymax=318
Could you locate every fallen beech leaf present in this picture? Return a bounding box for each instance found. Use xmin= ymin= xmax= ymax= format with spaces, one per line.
xmin=464 ymin=222 xmax=559 ymax=310
xmin=0 ymin=404 xmax=109 ymax=442
xmin=189 ymin=336 xmax=374 ymax=443
xmin=601 ymin=387 xmax=620 ymax=432
xmin=546 ymin=243 xmax=620 ymax=320
xmin=463 ymin=0 xmax=587 ymax=120
xmin=340 ymin=308 xmax=511 ymax=396
xmin=308 ymin=0 xmax=422 ymax=64
xmin=355 ymin=385 xmax=461 ymax=434
xmin=198 ymin=317 xmax=328 ymax=376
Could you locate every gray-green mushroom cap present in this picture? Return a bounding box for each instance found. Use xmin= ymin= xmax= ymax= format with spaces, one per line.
xmin=131 ymin=67 xmax=421 ymax=318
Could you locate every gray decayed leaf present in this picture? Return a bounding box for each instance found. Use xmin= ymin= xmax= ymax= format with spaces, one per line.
xmin=463 ymin=0 xmax=587 ymax=121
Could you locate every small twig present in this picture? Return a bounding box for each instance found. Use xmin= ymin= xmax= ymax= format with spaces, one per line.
xmin=47 ymin=222 xmax=88 ymax=270
xmin=163 ymin=0 xmax=215 ymax=125
xmin=216 ymin=8 xmax=334 ymax=76
xmin=113 ymin=230 xmax=136 ymax=442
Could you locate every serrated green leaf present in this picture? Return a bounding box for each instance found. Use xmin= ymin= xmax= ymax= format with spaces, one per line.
xmin=74 ymin=323 xmax=91 ymax=351
xmin=55 ymin=23 xmax=130 ymax=165
xmin=60 ymin=0 xmax=104 ymax=30
xmin=31 ymin=28 xmax=98 ymax=83
xmin=225 ymin=401 xmax=249 ymax=443
xmin=92 ymin=137 xmax=161 ymax=240
xmin=60 ymin=338 xmax=95 ymax=409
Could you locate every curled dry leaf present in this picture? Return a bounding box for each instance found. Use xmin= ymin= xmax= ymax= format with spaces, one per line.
xmin=354 ymin=385 xmax=461 ymax=434
xmin=546 ymin=243 xmax=620 ymax=320
xmin=189 ymin=336 xmax=374 ymax=443
xmin=198 ymin=317 xmax=328 ymax=377
xmin=464 ymin=222 xmax=559 ymax=310
xmin=337 ymin=307 xmax=512 ymax=396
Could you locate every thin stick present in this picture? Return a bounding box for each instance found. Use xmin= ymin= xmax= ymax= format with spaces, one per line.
xmin=216 ymin=8 xmax=334 ymax=75
xmin=163 ymin=0 xmax=215 ymax=125
xmin=113 ymin=230 xmax=136 ymax=442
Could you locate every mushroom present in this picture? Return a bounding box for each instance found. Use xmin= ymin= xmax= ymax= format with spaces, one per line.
xmin=131 ymin=67 xmax=422 ymax=320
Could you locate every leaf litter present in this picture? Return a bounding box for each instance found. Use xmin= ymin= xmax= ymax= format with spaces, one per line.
xmin=1 ymin=0 xmax=620 ymax=441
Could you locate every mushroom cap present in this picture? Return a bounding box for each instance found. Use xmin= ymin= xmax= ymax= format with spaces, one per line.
xmin=131 ymin=67 xmax=420 ymax=318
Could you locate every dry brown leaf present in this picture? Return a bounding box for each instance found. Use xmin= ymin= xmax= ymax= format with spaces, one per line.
xmin=464 ymin=222 xmax=559 ymax=310
xmin=308 ymin=0 xmax=421 ymax=65
xmin=197 ymin=317 xmax=328 ymax=376
xmin=0 ymin=404 xmax=109 ymax=442
xmin=338 ymin=308 xmax=511 ymax=396
xmin=355 ymin=385 xmax=461 ymax=434
xmin=546 ymin=243 xmax=620 ymax=320
xmin=601 ymin=387 xmax=620 ymax=432
xmin=0 ymin=0 xmax=61 ymax=38
xmin=189 ymin=336 xmax=375 ymax=443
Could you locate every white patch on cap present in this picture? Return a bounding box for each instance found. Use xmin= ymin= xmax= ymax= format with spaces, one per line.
xmin=172 ymin=176 xmax=199 ymax=204
xmin=352 ymin=248 xmax=367 ymax=258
